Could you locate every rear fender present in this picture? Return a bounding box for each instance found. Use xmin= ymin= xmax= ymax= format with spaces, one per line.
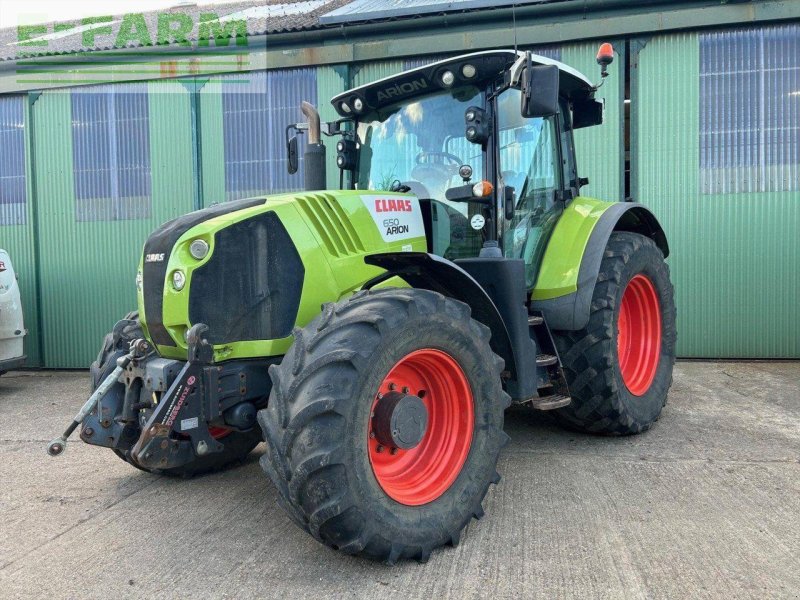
xmin=532 ymin=201 xmax=668 ymax=330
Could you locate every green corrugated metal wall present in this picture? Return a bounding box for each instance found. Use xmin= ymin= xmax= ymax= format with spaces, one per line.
xmin=353 ymin=61 xmax=404 ymax=88
xmin=6 ymin=30 xmax=797 ymax=366
xmin=30 ymin=83 xmax=195 ymax=367
xmin=199 ymin=78 xmax=226 ymax=208
xmin=637 ymin=33 xmax=800 ymax=357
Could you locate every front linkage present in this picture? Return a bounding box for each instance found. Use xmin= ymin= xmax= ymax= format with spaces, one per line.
xmin=128 ymin=324 xmax=225 ymax=470
xmin=47 ymin=320 xmax=272 ymax=472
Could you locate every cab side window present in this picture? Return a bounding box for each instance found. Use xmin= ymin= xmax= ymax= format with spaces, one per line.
xmin=497 ymin=88 xmax=564 ymax=288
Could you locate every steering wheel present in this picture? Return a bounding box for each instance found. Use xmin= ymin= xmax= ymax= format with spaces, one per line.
xmin=416 ymin=151 xmax=463 ymax=167
xmin=412 ymin=151 xmax=463 ymax=187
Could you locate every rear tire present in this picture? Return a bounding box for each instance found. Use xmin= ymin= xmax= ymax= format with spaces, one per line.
xmin=91 ymin=312 xmax=262 ymax=477
xmin=552 ymin=232 xmax=677 ymax=435
xmin=258 ymin=288 xmax=509 ymax=564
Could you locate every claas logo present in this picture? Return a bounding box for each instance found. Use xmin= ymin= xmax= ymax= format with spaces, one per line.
xmin=375 ymin=199 xmax=413 ymax=213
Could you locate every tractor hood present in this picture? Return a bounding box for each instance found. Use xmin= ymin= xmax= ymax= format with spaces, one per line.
xmin=137 ymin=191 xmax=427 ymax=361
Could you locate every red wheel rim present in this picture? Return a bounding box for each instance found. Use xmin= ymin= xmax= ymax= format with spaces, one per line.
xmin=617 ymin=274 xmax=662 ymax=396
xmin=368 ymin=349 xmax=474 ymax=506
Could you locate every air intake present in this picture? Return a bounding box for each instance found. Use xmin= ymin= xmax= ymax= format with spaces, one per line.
xmin=295 ymin=193 xmax=366 ymax=257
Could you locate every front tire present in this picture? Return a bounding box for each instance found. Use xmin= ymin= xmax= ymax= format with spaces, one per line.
xmin=552 ymin=232 xmax=677 ymax=435
xmin=258 ymin=288 xmax=510 ymax=564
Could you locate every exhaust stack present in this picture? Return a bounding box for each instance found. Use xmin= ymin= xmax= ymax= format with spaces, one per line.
xmin=301 ymin=101 xmax=326 ymax=191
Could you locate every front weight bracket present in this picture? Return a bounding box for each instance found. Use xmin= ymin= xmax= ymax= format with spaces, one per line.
xmin=130 ymin=323 xmax=223 ymax=470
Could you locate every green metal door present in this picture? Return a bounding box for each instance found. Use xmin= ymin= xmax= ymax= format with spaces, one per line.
xmin=31 ymin=82 xmax=196 ymax=367
xmin=636 ymin=31 xmax=800 ymax=357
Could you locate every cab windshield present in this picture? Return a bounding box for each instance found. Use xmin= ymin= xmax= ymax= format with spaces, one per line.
xmin=355 ymin=86 xmax=487 ymax=259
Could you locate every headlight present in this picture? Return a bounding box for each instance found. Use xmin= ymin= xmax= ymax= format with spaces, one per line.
xmin=172 ymin=270 xmax=186 ymax=291
xmin=189 ymin=239 xmax=209 ymax=260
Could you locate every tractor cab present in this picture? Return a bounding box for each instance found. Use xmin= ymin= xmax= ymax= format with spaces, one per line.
xmin=324 ymin=50 xmax=605 ymax=288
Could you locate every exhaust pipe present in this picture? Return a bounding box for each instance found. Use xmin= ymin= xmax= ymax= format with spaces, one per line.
xmin=301 ymin=101 xmax=326 ymax=191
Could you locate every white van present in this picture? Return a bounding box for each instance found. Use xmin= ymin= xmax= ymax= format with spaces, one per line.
xmin=0 ymin=249 xmax=26 ymax=374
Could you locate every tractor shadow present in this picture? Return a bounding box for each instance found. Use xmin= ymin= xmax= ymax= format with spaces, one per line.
xmin=93 ymin=403 xmax=667 ymax=578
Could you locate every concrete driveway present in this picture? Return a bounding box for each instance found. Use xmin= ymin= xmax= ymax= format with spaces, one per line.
xmin=1 ymin=361 xmax=798 ymax=599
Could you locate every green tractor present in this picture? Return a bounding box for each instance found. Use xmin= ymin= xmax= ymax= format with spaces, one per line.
xmin=49 ymin=46 xmax=676 ymax=563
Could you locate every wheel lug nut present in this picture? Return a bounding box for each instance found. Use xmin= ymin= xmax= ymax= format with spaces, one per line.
xmin=376 ymin=445 xmax=384 ymax=453
xmin=390 ymin=447 xmax=398 ymax=455
xmin=388 ymin=383 xmax=396 ymax=391
xmin=402 ymin=386 xmax=409 ymax=394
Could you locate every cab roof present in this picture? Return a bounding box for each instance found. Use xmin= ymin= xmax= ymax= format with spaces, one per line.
xmin=331 ymin=49 xmax=596 ymax=118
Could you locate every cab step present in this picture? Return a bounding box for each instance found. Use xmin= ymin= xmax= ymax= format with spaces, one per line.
xmin=529 ymin=393 xmax=571 ymax=410
xmin=536 ymin=354 xmax=558 ymax=367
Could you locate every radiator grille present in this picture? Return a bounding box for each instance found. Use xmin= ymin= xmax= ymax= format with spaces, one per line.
xmin=188 ymin=211 xmax=304 ymax=345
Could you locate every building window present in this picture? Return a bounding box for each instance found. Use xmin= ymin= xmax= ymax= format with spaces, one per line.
xmin=71 ymin=83 xmax=152 ymax=221
xmin=700 ymin=25 xmax=800 ymax=194
xmin=221 ymin=68 xmax=317 ymax=201
xmin=0 ymin=96 xmax=27 ymax=226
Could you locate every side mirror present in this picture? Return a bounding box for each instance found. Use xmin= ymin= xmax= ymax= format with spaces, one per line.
xmin=287 ymin=135 xmax=299 ymax=174
xmin=521 ymin=60 xmax=559 ymax=118
xmin=572 ymin=98 xmax=604 ymax=129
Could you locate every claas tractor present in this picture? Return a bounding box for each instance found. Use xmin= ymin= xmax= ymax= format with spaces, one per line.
xmin=49 ymin=46 xmax=676 ymax=564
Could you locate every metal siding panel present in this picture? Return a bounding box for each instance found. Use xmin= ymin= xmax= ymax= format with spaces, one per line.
xmin=0 ymin=96 xmax=27 ymax=224
xmin=199 ymin=79 xmax=226 ymax=207
xmin=637 ymin=31 xmax=800 ymax=358
xmin=218 ymin=68 xmax=317 ymax=200
xmin=321 ymin=0 xmax=552 ymax=24
xmin=562 ymin=42 xmax=623 ymax=202
xmin=0 ymin=96 xmax=40 ymax=364
xmin=34 ymin=83 xmax=195 ymax=367
xmin=699 ymin=25 xmax=800 ymax=194
xmin=353 ymin=61 xmax=405 ymax=88
xmin=70 ymin=84 xmax=153 ymax=221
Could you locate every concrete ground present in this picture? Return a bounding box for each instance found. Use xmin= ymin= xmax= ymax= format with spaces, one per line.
xmin=0 ymin=362 xmax=798 ymax=599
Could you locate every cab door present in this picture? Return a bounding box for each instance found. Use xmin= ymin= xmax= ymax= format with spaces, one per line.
xmin=497 ymin=89 xmax=567 ymax=289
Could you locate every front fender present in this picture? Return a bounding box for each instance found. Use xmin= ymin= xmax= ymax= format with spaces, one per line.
xmin=363 ymin=252 xmax=516 ymax=381
xmin=532 ymin=198 xmax=668 ymax=330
